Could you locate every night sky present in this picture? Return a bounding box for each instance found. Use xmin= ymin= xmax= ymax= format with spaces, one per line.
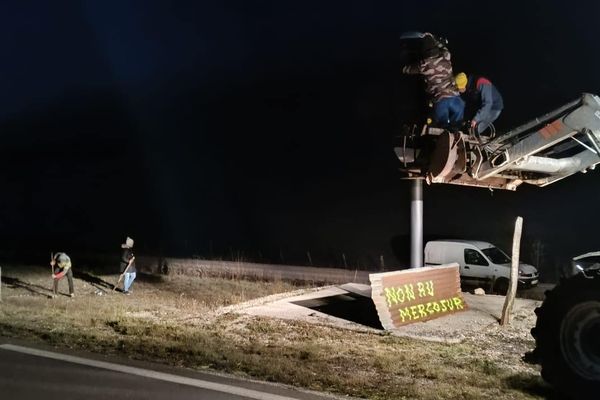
xmin=1 ymin=1 xmax=599 ymax=277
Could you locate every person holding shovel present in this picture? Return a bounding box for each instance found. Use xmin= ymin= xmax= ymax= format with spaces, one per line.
xmin=51 ymin=252 xmax=74 ymax=298
xmin=118 ymin=237 xmax=136 ymax=295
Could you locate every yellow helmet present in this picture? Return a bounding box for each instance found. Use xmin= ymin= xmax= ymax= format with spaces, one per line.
xmin=455 ymin=72 xmax=468 ymax=90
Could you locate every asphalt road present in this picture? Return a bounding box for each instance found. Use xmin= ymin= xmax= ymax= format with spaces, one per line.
xmin=0 ymin=342 xmax=341 ymax=400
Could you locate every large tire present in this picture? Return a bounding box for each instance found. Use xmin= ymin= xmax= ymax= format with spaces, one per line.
xmin=531 ymin=273 xmax=600 ymax=399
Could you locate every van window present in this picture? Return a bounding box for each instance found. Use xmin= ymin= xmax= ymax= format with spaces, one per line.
xmin=464 ymin=249 xmax=489 ymax=266
xmin=481 ymin=247 xmax=511 ymax=264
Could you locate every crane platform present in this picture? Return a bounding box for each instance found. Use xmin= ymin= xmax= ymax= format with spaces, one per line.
xmin=395 ymin=93 xmax=600 ymax=190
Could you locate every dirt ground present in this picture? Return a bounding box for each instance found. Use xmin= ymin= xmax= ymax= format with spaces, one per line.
xmin=0 ymin=264 xmax=551 ymax=400
xmin=221 ymin=283 xmax=542 ymax=377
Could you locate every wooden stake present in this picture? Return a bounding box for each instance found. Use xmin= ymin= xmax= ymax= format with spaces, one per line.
xmin=501 ymin=216 xmax=523 ymax=326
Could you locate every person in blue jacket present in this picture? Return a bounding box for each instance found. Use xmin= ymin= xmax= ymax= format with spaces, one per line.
xmin=455 ymin=72 xmax=503 ymax=135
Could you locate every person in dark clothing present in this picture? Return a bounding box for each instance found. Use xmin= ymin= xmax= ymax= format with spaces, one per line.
xmin=400 ymin=32 xmax=464 ymax=129
xmin=51 ymin=252 xmax=74 ymax=298
xmin=119 ymin=236 xmax=136 ymax=295
xmin=455 ymin=72 xmax=503 ymax=135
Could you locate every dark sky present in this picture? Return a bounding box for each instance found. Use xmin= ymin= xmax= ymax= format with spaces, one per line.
xmin=1 ymin=1 xmax=599 ymax=275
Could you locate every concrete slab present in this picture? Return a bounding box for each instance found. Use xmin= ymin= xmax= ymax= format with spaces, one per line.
xmin=337 ymin=283 xmax=371 ymax=298
xmin=240 ymin=286 xmax=377 ymax=332
xmin=233 ymin=284 xmax=541 ymax=343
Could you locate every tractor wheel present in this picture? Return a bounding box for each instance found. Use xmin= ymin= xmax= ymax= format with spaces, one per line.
xmin=531 ymin=274 xmax=600 ymax=399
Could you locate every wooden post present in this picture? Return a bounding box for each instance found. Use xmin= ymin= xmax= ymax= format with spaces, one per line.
xmin=342 ymin=253 xmax=347 ymax=268
xmin=306 ymin=251 xmax=313 ymax=266
xmin=501 ymin=216 xmax=523 ymax=326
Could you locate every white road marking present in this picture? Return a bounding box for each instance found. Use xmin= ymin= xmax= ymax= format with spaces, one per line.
xmin=0 ymin=344 xmax=302 ymax=400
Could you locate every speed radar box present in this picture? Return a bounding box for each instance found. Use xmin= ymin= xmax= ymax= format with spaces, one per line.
xmin=369 ymin=264 xmax=467 ymax=329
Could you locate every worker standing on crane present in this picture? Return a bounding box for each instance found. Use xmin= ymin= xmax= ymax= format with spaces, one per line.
xmin=400 ymin=32 xmax=464 ymax=130
xmin=455 ymin=72 xmax=504 ymax=136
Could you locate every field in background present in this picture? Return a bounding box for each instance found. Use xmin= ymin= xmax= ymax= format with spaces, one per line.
xmin=0 ymin=264 xmax=551 ymax=400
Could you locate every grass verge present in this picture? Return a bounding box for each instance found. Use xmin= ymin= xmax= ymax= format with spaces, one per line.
xmin=0 ymin=265 xmax=549 ymax=399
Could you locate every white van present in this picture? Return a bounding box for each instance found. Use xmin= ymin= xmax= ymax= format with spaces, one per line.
xmin=424 ymin=240 xmax=539 ymax=293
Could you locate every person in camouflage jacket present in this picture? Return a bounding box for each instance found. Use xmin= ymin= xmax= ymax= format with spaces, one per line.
xmin=401 ymin=32 xmax=464 ymax=129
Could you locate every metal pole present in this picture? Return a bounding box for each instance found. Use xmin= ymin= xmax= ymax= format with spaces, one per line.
xmin=410 ymin=179 xmax=424 ymax=268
